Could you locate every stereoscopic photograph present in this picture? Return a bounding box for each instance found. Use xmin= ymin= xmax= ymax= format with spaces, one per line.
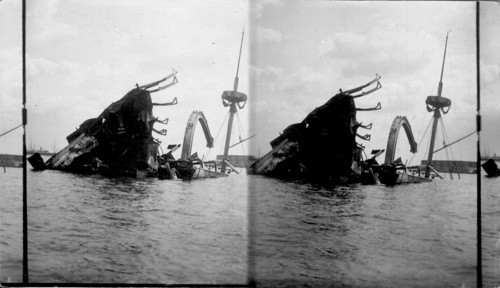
xmin=0 ymin=0 xmax=499 ymax=287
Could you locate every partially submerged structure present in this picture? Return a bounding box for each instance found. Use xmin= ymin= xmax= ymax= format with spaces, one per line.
xmin=28 ymin=29 xmax=250 ymax=181
xmin=248 ymin=74 xmax=384 ymax=184
xmin=377 ymin=116 xmax=431 ymax=185
xmin=249 ymin=33 xmax=472 ymax=186
xmin=189 ymin=28 xmax=250 ymax=177
xmin=482 ymin=159 xmax=500 ymax=178
xmin=28 ymin=70 xmax=213 ymax=180
xmin=246 ymin=76 xmax=432 ymax=186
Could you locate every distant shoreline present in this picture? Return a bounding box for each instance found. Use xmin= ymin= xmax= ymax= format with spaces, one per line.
xmin=0 ymin=153 xmax=54 ymax=168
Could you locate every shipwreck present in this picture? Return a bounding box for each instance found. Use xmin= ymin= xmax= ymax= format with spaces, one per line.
xmin=29 ymin=29 xmax=250 ymax=181
xmin=248 ymin=74 xmax=387 ymax=185
xmin=247 ymin=73 xmax=434 ymax=186
xmin=28 ymin=70 xmax=216 ymax=180
xmin=482 ymin=159 xmax=500 ymax=178
xmin=249 ymin=32 xmax=471 ymax=186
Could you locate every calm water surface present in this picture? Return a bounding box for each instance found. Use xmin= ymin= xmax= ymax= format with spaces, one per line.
xmin=1 ymin=168 xmax=247 ymax=284
xmin=249 ymin=173 xmax=481 ymax=287
xmin=482 ymin=166 xmax=500 ymax=288
xmin=1 ymin=167 xmax=499 ymax=286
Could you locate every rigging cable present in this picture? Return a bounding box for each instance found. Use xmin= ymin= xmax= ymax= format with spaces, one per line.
xmin=439 ymin=117 xmax=458 ymax=179
xmin=408 ymin=116 xmax=433 ymax=166
xmin=205 ymin=111 xmax=230 ymax=161
xmin=439 ymin=118 xmax=451 ymax=174
xmin=447 ymin=46 xmax=463 ymax=160
xmin=218 ymin=118 xmax=232 ymax=158
xmin=0 ymin=90 xmax=5 ymax=150
xmin=417 ymin=117 xmax=434 ymax=168
xmin=414 ymin=112 xmax=430 ymax=148
xmin=0 ymin=124 xmax=23 ymax=138
xmin=408 ymin=113 xmax=430 ymax=166
xmin=440 ymin=116 xmax=456 ymax=162
xmin=235 ymin=111 xmax=246 ymax=155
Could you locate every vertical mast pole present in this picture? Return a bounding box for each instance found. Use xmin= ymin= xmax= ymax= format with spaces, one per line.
xmin=425 ymin=110 xmax=441 ymax=177
xmin=22 ymin=0 xmax=29 ymax=283
xmin=475 ymin=2 xmax=482 ymax=286
xmin=233 ymin=28 xmax=244 ymax=92
xmin=221 ymin=104 xmax=236 ymax=172
xmin=221 ymin=29 xmax=245 ymax=172
xmin=437 ymin=32 xmax=449 ymax=97
xmin=425 ymin=33 xmax=449 ymax=178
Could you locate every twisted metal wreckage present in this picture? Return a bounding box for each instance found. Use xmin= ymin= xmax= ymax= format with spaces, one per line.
xmin=29 ymin=30 xmax=251 ymax=181
xmin=27 ymin=71 xmax=428 ymax=185
xmin=28 ymin=70 xmax=223 ymax=180
xmin=248 ymin=74 xmax=430 ymax=186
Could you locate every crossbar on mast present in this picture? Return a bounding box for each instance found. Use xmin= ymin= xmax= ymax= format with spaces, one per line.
xmin=221 ymin=28 xmax=246 ymax=173
xmin=425 ymin=32 xmax=451 ymax=178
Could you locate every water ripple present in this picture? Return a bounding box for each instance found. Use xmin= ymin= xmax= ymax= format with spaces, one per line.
xmin=1 ymin=169 xmax=248 ymax=284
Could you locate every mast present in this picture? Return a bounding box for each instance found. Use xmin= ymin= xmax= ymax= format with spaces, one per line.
xmin=425 ymin=32 xmax=452 ymax=178
xmin=221 ymin=29 xmax=247 ymax=172
xmin=22 ymin=0 xmax=28 ymax=282
xmin=221 ymin=103 xmax=236 ymax=172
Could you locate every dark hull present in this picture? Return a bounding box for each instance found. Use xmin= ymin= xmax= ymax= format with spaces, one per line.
xmin=249 ymin=75 xmax=383 ymax=185
xmin=28 ymin=87 xmax=196 ymax=180
xmin=482 ymin=159 xmax=500 ymax=178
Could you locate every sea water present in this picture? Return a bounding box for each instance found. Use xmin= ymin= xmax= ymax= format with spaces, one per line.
xmin=1 ymin=168 xmax=247 ymax=284
xmin=248 ymin=173 xmax=487 ymax=287
xmin=1 ymin=168 xmax=498 ymax=286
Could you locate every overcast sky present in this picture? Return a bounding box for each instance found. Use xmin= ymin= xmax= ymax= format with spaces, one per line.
xmin=0 ymin=0 xmax=250 ymax=161
xmin=1 ymin=0 xmax=499 ymax=164
xmin=249 ymin=0 xmax=499 ymax=164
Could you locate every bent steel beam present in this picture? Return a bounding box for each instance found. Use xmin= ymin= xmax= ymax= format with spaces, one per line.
xmin=342 ymin=73 xmax=381 ymax=95
xmin=137 ymin=68 xmax=178 ymax=91
xmin=181 ymin=111 xmax=214 ymax=159
xmin=384 ymin=116 xmax=418 ymax=164
xmin=155 ymin=117 xmax=169 ymax=125
xmin=153 ymin=97 xmax=178 ymax=106
xmin=351 ymin=81 xmax=382 ymax=98
xmin=153 ymin=128 xmax=167 ymax=136
xmin=356 ymin=133 xmax=371 ymax=141
xmin=359 ymin=123 xmax=372 ymax=130
xmin=148 ymin=76 xmax=178 ymax=93
xmin=356 ymin=102 xmax=381 ymax=111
